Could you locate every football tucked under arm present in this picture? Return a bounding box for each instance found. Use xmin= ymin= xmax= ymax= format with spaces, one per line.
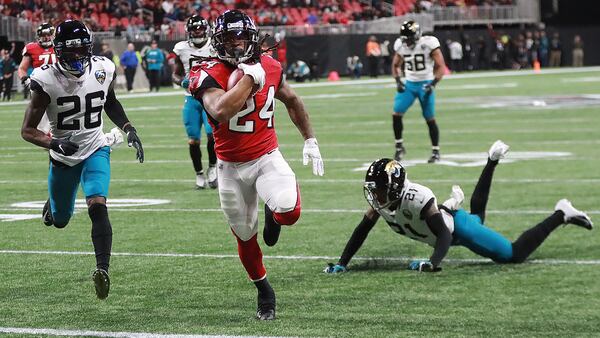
xmin=227 ymin=68 xmax=260 ymax=96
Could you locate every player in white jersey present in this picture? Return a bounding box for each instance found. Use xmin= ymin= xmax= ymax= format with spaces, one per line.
xmin=391 ymin=21 xmax=446 ymax=163
xmin=21 ymin=20 xmax=144 ymax=299
xmin=325 ymin=140 xmax=592 ymax=273
xmin=172 ymin=15 xmax=217 ymax=189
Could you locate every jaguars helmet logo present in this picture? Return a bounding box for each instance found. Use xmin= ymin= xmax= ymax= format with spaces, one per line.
xmin=95 ymin=70 xmax=106 ymax=84
xmin=384 ymin=160 xmax=404 ymax=178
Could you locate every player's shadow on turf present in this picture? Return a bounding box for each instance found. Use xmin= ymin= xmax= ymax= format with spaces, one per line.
xmin=349 ymin=258 xmax=497 ymax=272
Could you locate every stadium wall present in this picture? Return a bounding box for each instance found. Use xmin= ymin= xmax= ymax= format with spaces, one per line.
xmin=286 ymin=25 xmax=600 ymax=76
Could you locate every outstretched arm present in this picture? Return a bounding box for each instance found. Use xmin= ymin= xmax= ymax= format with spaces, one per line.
xmin=422 ymin=199 xmax=452 ymax=269
xmin=275 ymin=81 xmax=324 ymax=176
xmin=325 ymin=208 xmax=380 ymax=272
xmin=275 ymin=81 xmax=314 ymax=140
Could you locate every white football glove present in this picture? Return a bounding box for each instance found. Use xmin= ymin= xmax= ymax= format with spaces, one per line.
xmin=303 ymin=138 xmax=324 ymax=176
xmin=442 ymin=185 xmax=464 ymax=210
xmin=105 ymin=127 xmax=124 ymax=149
xmin=237 ymin=63 xmax=265 ymax=91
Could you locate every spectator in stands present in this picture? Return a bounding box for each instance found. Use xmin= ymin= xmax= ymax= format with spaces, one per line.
xmin=365 ymin=35 xmax=381 ymax=78
xmin=121 ymin=43 xmax=138 ymax=93
xmin=99 ymin=43 xmax=115 ymax=63
xmin=572 ymin=35 xmax=584 ymax=67
xmin=447 ymin=38 xmax=463 ymax=72
xmin=145 ymin=40 xmax=165 ymax=92
xmin=288 ymin=60 xmax=310 ymax=82
xmin=549 ymin=32 xmax=562 ymax=67
xmin=1 ymin=50 xmax=17 ymax=101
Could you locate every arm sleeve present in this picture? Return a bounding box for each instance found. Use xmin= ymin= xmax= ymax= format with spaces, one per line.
xmin=338 ymin=214 xmax=378 ymax=267
xmin=425 ymin=209 xmax=452 ymax=267
xmin=104 ymin=75 xmax=130 ymax=129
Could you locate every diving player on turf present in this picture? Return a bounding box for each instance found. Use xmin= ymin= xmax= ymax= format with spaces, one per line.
xmin=21 ymin=20 xmax=144 ymax=299
xmin=189 ymin=10 xmax=324 ymax=320
xmin=391 ymin=21 xmax=446 ymax=163
xmin=325 ymin=140 xmax=592 ymax=273
xmin=18 ymin=23 xmax=56 ymax=132
xmin=172 ymin=15 xmax=218 ymax=189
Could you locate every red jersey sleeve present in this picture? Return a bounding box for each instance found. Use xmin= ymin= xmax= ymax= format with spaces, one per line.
xmin=189 ymin=59 xmax=234 ymax=100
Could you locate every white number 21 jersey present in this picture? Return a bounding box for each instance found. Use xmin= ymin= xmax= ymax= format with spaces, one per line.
xmin=393 ymin=35 xmax=440 ymax=82
xmin=30 ymin=56 xmax=115 ymax=166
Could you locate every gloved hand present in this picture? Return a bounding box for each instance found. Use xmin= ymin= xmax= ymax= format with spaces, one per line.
xmin=303 ymin=138 xmax=324 ymax=176
xmin=423 ymin=82 xmax=435 ymax=94
xmin=408 ymin=260 xmax=441 ymax=272
xmin=181 ymin=75 xmax=190 ymax=89
xmin=323 ymin=263 xmax=347 ymax=274
xmin=50 ymin=138 xmax=79 ymax=156
xmin=21 ymin=76 xmax=31 ymax=91
xmin=442 ymin=185 xmax=464 ymax=211
xmin=124 ymin=125 xmax=144 ymax=163
xmin=395 ymin=77 xmax=405 ymax=92
xmin=238 ymin=63 xmax=265 ymax=91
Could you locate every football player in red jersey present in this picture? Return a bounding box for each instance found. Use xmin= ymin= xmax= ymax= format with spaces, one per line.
xmin=189 ymin=10 xmax=324 ymax=320
xmin=18 ymin=23 xmax=56 ymax=93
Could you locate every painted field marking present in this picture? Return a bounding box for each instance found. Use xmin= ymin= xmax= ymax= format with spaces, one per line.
xmin=2 ymin=178 xmax=600 ymax=185
xmin=0 ymin=327 xmax=289 ymax=338
xmin=0 ymin=249 xmax=599 ymax=266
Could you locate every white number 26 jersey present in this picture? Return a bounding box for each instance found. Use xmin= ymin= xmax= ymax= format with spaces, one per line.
xmin=30 ymin=56 xmax=115 ymax=166
xmin=393 ymin=35 xmax=440 ymax=82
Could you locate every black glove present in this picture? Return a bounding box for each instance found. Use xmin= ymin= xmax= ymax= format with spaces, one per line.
xmin=124 ymin=125 xmax=144 ymax=163
xmin=21 ymin=76 xmax=30 ymax=91
xmin=50 ymin=138 xmax=79 ymax=156
xmin=395 ymin=77 xmax=405 ymax=93
xmin=423 ymin=83 xmax=435 ymax=95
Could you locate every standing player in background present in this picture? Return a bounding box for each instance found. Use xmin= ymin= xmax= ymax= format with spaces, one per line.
xmin=172 ymin=15 xmax=218 ymax=189
xmin=189 ymin=10 xmax=324 ymax=320
xmin=391 ymin=21 xmax=446 ymax=163
xmin=324 ymin=141 xmax=592 ymax=274
xmin=18 ymin=23 xmax=55 ymax=132
xmin=21 ymin=20 xmax=144 ymax=300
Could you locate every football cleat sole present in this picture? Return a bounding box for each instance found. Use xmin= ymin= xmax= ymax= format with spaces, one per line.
xmin=92 ymin=269 xmax=110 ymax=300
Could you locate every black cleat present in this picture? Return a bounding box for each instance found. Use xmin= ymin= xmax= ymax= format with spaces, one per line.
xmin=256 ymin=305 xmax=276 ymax=321
xmin=92 ymin=268 xmax=110 ymax=300
xmin=255 ymin=278 xmax=276 ymax=320
xmin=394 ymin=145 xmax=406 ymax=161
xmin=263 ymin=204 xmax=281 ymax=247
xmin=42 ymin=199 xmax=53 ymax=226
xmin=428 ymin=149 xmax=440 ymax=163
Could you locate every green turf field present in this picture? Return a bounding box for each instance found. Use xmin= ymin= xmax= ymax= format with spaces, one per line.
xmin=1 ymin=68 xmax=599 ymax=337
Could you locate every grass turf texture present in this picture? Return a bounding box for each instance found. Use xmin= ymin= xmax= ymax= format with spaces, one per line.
xmin=1 ymin=69 xmax=599 ymax=337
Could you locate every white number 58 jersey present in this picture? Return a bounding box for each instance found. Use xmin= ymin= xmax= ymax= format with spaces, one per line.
xmin=393 ymin=35 xmax=440 ymax=82
xmin=30 ymin=56 xmax=115 ymax=166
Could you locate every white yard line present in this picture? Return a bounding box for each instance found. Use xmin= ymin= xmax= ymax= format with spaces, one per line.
xmin=0 ymin=249 xmax=599 ymax=265
xmin=0 ymin=327 xmax=289 ymax=338
xmin=2 ymin=207 xmax=600 ymax=215
xmin=1 ymin=178 xmax=600 ymax=185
